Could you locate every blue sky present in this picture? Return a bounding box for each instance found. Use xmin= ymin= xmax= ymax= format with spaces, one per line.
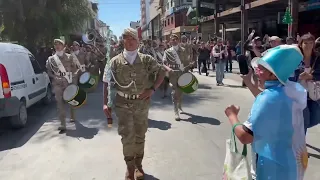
xmin=98 ymin=0 xmax=140 ymax=38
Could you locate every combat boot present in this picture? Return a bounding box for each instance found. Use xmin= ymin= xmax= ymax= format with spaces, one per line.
xmin=70 ymin=108 xmax=75 ymax=122
xmin=58 ymin=119 xmax=67 ymax=131
xmin=125 ymin=166 xmax=135 ymax=180
xmin=135 ymin=156 xmax=145 ymax=180
xmin=174 ymin=104 xmax=180 ymax=121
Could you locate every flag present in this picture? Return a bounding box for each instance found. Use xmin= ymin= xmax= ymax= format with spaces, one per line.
xmin=186 ymin=6 xmax=194 ymax=16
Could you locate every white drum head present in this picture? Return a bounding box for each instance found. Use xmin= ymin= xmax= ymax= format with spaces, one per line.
xmin=63 ymin=84 xmax=78 ymax=101
xmin=79 ymin=72 xmax=90 ymax=84
xmin=178 ymin=73 xmax=193 ymax=87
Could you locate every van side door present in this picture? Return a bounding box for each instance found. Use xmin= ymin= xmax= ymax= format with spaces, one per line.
xmin=15 ymin=52 xmax=38 ymax=106
xmin=27 ymin=53 xmax=47 ymax=102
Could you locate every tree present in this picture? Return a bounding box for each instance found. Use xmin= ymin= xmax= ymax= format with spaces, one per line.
xmin=282 ymin=7 xmax=293 ymax=24
xmin=0 ymin=0 xmax=93 ymax=50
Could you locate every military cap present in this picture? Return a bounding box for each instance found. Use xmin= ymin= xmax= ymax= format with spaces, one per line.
xmin=73 ymin=41 xmax=80 ymax=46
xmin=170 ymin=34 xmax=179 ymax=39
xmin=122 ymin=27 xmax=139 ymax=41
xmin=54 ymin=39 xmax=65 ymax=45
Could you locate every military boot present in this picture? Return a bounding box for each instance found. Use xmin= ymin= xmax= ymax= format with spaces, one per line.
xmin=178 ymin=102 xmax=184 ymax=114
xmin=174 ymin=105 xmax=180 ymax=121
xmin=58 ymin=119 xmax=67 ymax=131
xmin=125 ymin=166 xmax=135 ymax=180
xmin=135 ymin=156 xmax=145 ymax=180
xmin=70 ymin=108 xmax=75 ymax=122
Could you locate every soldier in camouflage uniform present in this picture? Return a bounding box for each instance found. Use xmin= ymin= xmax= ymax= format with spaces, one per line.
xmin=163 ymin=34 xmax=194 ymax=120
xmin=180 ymin=35 xmax=194 ymax=70
xmin=84 ymin=45 xmax=99 ymax=76
xmin=96 ymin=43 xmax=107 ymax=81
xmin=46 ymin=39 xmax=79 ymax=131
xmin=102 ymin=28 xmax=166 ymax=180
xmin=191 ymin=38 xmax=199 ymax=71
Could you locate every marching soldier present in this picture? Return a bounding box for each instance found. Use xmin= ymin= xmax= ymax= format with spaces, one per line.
xmin=71 ymin=41 xmax=89 ymax=77
xmin=191 ymin=38 xmax=199 ymax=72
xmin=46 ymin=39 xmax=79 ymax=131
xmin=85 ymin=45 xmax=99 ymax=76
xmin=163 ymin=34 xmax=194 ymax=120
xmin=96 ymin=42 xmax=107 ymax=81
xmin=102 ymin=28 xmax=166 ymax=180
xmin=180 ymin=35 xmax=194 ymax=71
xmin=158 ymin=43 xmax=170 ymax=98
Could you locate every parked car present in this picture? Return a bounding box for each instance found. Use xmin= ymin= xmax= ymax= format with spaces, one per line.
xmin=0 ymin=43 xmax=52 ymax=128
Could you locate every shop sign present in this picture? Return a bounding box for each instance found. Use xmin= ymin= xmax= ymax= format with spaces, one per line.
xmin=299 ymin=0 xmax=320 ymax=12
xmin=199 ymin=14 xmax=215 ymax=23
xmin=174 ymin=5 xmax=189 ymax=12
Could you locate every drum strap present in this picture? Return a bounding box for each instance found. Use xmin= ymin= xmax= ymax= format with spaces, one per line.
xmin=52 ymin=55 xmax=72 ymax=83
xmin=72 ymin=53 xmax=86 ymax=72
xmin=156 ymin=51 xmax=163 ymax=63
xmin=170 ymin=47 xmax=184 ymax=71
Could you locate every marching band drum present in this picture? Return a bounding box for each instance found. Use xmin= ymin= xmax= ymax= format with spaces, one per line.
xmin=78 ymin=72 xmax=99 ymax=91
xmin=177 ymin=72 xmax=198 ymax=94
xmin=63 ymin=84 xmax=87 ymax=108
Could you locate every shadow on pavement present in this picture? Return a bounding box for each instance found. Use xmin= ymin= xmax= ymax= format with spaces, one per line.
xmin=148 ymin=119 xmax=171 ymax=130
xmin=144 ymin=173 xmax=160 ymax=180
xmin=198 ymin=84 xmax=212 ymax=90
xmin=224 ymin=84 xmax=246 ymax=89
xmin=0 ymin=102 xmax=56 ymax=153
xmin=181 ymin=112 xmax=221 ymax=126
xmin=66 ymin=121 xmax=99 ymax=139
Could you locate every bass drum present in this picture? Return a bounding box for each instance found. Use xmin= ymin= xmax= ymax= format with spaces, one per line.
xmin=63 ymin=84 xmax=87 ymax=108
xmin=177 ymin=72 xmax=198 ymax=94
xmin=79 ymin=72 xmax=98 ymax=92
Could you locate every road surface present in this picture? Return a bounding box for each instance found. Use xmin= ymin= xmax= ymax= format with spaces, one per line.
xmin=0 ymin=66 xmax=320 ymax=180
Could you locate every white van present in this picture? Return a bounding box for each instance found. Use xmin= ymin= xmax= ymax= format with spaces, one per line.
xmin=0 ymin=43 xmax=52 ymax=128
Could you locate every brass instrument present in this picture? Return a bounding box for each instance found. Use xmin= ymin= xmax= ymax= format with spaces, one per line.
xmin=82 ymin=29 xmax=106 ymax=57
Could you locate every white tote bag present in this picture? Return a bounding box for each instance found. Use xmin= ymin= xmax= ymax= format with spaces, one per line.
xmin=222 ymin=129 xmax=252 ymax=180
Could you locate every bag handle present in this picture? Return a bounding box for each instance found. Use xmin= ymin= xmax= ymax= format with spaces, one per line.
xmin=231 ymin=123 xmax=248 ymax=157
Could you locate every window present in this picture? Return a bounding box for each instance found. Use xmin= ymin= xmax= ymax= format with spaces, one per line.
xmin=28 ymin=54 xmax=43 ymax=74
xmin=168 ymin=18 xmax=170 ymax=25
xmin=170 ymin=0 xmax=173 ymax=7
xmin=171 ymin=17 xmax=174 ymax=24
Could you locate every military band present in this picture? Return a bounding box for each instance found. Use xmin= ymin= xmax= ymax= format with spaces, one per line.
xmin=46 ymin=26 xmax=199 ymax=179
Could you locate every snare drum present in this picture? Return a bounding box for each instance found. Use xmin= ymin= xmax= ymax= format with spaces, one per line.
xmin=63 ymin=84 xmax=87 ymax=108
xmin=177 ymin=72 xmax=198 ymax=94
xmin=78 ymin=72 xmax=98 ymax=91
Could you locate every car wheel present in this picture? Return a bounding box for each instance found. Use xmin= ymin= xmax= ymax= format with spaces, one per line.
xmin=10 ymin=101 xmax=27 ymax=129
xmin=42 ymin=85 xmax=52 ymax=105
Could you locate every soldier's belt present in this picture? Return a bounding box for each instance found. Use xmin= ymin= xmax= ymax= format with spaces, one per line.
xmin=168 ymin=64 xmax=180 ymax=68
xmin=117 ymin=91 xmax=140 ymax=100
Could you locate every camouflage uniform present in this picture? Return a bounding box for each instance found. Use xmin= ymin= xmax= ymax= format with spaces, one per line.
xmin=46 ymin=53 xmax=78 ymax=130
xmin=86 ymin=52 xmax=99 ymax=76
xmin=72 ymin=51 xmax=89 ymax=81
xmin=97 ymin=46 xmax=107 ymax=81
xmin=106 ymin=52 xmax=165 ymax=179
xmin=192 ymin=43 xmax=199 ymax=68
xmin=180 ymin=42 xmax=194 ymax=63
xmin=163 ymin=46 xmax=191 ymax=120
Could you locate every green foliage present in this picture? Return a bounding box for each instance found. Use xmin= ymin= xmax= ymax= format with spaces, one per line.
xmin=282 ymin=7 xmax=293 ymax=24
xmin=0 ymin=0 xmax=93 ymax=49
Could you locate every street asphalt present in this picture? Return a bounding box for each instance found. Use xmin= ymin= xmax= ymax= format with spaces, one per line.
xmin=0 ymin=62 xmax=320 ymax=180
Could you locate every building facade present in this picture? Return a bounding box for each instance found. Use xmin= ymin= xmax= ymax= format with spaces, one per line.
xmin=159 ymin=0 xmax=198 ymax=40
xmin=140 ymin=0 xmax=152 ymax=39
